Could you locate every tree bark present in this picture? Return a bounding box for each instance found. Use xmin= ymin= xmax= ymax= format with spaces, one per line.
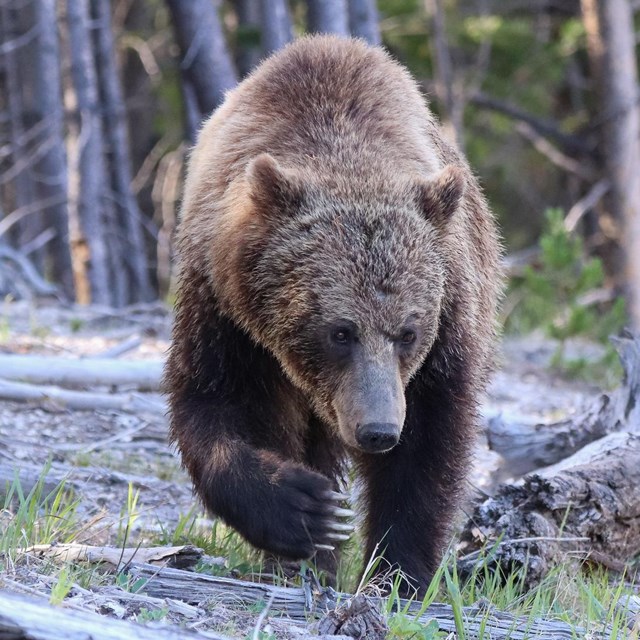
xmin=258 ymin=0 xmax=293 ymax=55
xmin=0 ymin=353 xmax=163 ymax=390
xmin=31 ymin=0 xmax=73 ymax=297
xmin=234 ymin=0 xmax=262 ymax=76
xmin=0 ymin=3 xmax=37 ymax=251
xmin=581 ymin=0 xmax=640 ymax=329
xmin=66 ymin=0 xmax=112 ymax=305
xmin=165 ymin=0 xmax=238 ymax=118
xmin=91 ymin=0 xmax=154 ymax=304
xmin=461 ymin=432 xmax=640 ymax=587
xmin=347 ymin=0 xmax=380 ymax=45
xmin=424 ymin=0 xmax=464 ymax=148
xmin=306 ymin=0 xmax=350 ymax=36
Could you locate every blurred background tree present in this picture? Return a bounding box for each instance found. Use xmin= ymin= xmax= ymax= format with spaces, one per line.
xmin=0 ymin=0 xmax=638 ymax=331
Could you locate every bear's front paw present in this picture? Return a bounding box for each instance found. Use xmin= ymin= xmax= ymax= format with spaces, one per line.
xmin=261 ymin=465 xmax=354 ymax=560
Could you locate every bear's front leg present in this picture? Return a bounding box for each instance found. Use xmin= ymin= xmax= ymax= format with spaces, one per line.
xmin=170 ymin=398 xmax=352 ymax=560
xmin=355 ymin=375 xmax=475 ymax=596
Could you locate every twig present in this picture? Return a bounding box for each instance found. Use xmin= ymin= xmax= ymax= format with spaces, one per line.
xmin=0 ymin=245 xmax=58 ymax=296
xmin=469 ymin=92 xmax=590 ymax=155
xmin=93 ymin=335 xmax=142 ymax=359
xmin=252 ymin=592 xmax=275 ymax=640
xmin=515 ymin=122 xmax=595 ymax=180
xmin=564 ymin=178 xmax=610 ymax=231
xmin=458 ymin=536 xmax=591 ymax=565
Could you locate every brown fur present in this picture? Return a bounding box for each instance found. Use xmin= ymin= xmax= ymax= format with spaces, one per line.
xmin=166 ymin=35 xmax=502 ymax=594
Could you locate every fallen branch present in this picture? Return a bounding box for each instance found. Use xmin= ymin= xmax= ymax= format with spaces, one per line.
xmin=25 ymin=543 xmax=208 ymax=570
xmin=128 ymin=562 xmax=608 ymax=639
xmin=0 ymin=378 xmax=165 ymax=413
xmin=487 ymin=330 xmax=640 ymax=475
xmin=461 ymin=431 xmax=640 ymax=586
xmin=0 ymin=354 xmax=163 ymax=390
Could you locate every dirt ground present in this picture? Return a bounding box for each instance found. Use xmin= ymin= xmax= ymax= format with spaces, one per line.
xmin=0 ymin=298 xmax=606 ymax=637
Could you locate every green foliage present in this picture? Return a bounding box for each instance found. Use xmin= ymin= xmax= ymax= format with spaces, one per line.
xmin=505 ymin=208 xmax=626 ymax=385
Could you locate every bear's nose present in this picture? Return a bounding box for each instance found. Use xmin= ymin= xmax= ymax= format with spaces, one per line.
xmin=355 ymin=423 xmax=399 ymax=453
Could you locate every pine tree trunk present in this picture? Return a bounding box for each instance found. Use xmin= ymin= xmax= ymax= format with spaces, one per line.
xmin=234 ymin=0 xmax=262 ymax=76
xmin=581 ymin=0 xmax=640 ymax=329
xmin=306 ymin=0 xmax=349 ymax=35
xmin=258 ymin=0 xmax=293 ymax=55
xmin=32 ymin=0 xmax=73 ymax=297
xmin=347 ymin=0 xmax=380 ymax=45
xmin=91 ymin=0 xmax=154 ymax=303
xmin=0 ymin=4 xmax=37 ymax=250
xmin=165 ymin=0 xmax=238 ymax=118
xmin=66 ymin=0 xmax=112 ymax=305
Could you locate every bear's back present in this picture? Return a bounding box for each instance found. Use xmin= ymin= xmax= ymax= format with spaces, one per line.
xmin=187 ymin=36 xmax=444 ymax=203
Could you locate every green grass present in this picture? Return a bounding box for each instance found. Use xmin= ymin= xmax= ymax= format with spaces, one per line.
xmin=2 ymin=466 xmax=635 ymax=638
xmin=0 ymin=463 xmax=81 ymax=565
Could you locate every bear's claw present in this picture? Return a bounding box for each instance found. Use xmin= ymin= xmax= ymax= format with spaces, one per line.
xmin=330 ymin=506 xmax=356 ymax=518
xmin=328 ymin=522 xmax=354 ymax=532
xmin=325 ymin=490 xmax=350 ymax=501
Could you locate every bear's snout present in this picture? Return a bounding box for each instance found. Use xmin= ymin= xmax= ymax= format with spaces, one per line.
xmin=355 ymin=422 xmax=400 ymax=453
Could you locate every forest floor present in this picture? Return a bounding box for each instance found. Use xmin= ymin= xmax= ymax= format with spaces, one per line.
xmin=0 ymin=298 xmax=628 ymax=639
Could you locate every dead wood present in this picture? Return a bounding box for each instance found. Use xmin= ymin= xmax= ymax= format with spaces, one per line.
xmin=0 ymin=589 xmax=233 ymax=640
xmin=460 ymin=431 xmax=640 ymax=586
xmin=127 ymin=562 xmax=608 ymax=639
xmin=25 ymin=543 xmax=208 ymax=570
xmin=0 ymin=354 xmax=163 ymax=390
xmin=0 ymin=378 xmax=165 ymax=413
xmin=487 ymin=330 xmax=640 ymax=475
xmin=0 ymin=460 xmax=179 ymax=503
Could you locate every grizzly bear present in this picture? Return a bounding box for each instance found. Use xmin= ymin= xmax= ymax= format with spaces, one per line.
xmin=165 ymin=35 xmax=501 ymax=594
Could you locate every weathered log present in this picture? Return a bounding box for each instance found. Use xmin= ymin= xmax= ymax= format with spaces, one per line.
xmin=487 ymin=330 xmax=640 ymax=475
xmin=128 ymin=562 xmax=607 ymax=638
xmin=0 ymin=589 xmax=232 ymax=640
xmin=460 ymin=431 xmax=640 ymax=586
xmin=0 ymin=378 xmax=165 ymax=413
xmin=0 ymin=460 xmax=179 ymax=504
xmin=0 ymin=354 xmax=163 ymax=390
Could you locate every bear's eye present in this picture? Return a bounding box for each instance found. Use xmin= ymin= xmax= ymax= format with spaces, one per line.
xmin=332 ymin=328 xmax=351 ymax=344
xmin=400 ymin=330 xmax=416 ymax=345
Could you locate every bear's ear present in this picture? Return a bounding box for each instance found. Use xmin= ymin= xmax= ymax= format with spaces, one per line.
xmin=414 ymin=165 xmax=465 ymax=229
xmin=246 ymin=153 xmax=304 ymax=217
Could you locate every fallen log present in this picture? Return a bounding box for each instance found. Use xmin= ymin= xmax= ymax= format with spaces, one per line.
xmin=0 ymin=354 xmax=163 ymax=390
xmin=460 ymin=431 xmax=640 ymax=586
xmin=487 ymin=330 xmax=640 ymax=475
xmin=0 ymin=378 xmax=165 ymax=413
xmin=0 ymin=589 xmax=232 ymax=640
xmin=128 ymin=562 xmax=608 ymax=639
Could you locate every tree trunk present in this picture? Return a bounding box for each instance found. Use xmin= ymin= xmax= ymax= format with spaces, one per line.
xmin=234 ymin=0 xmax=262 ymax=76
xmin=91 ymin=0 xmax=154 ymax=304
xmin=32 ymin=0 xmax=73 ymax=297
xmin=66 ymin=0 xmax=112 ymax=305
xmin=581 ymin=0 xmax=640 ymax=329
xmin=347 ymin=0 xmax=380 ymax=45
xmin=424 ymin=0 xmax=464 ymax=148
xmin=0 ymin=4 xmax=37 ymax=251
xmin=165 ymin=0 xmax=238 ymax=118
xmin=306 ymin=0 xmax=350 ymax=36
xmin=258 ymin=0 xmax=293 ymax=55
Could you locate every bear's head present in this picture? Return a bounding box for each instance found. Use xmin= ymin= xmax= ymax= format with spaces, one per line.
xmin=217 ymin=153 xmax=465 ymax=454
